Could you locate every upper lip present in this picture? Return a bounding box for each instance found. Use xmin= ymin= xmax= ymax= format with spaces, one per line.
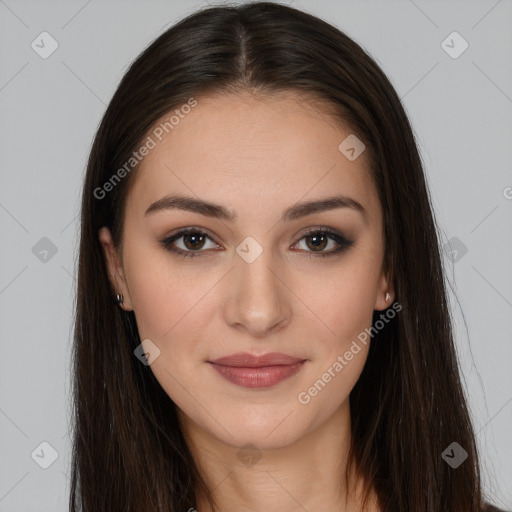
xmin=208 ymin=352 xmax=306 ymax=367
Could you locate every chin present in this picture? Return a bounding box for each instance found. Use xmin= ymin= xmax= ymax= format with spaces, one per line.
xmin=226 ymin=428 xmax=304 ymax=452
xmin=208 ymin=407 xmax=315 ymax=451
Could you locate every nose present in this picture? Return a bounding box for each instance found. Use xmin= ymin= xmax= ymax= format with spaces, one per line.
xmin=223 ymin=249 xmax=291 ymax=338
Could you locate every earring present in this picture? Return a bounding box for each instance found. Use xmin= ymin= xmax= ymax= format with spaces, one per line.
xmin=385 ymin=292 xmax=391 ymax=302
xmin=114 ymin=293 xmax=124 ymax=305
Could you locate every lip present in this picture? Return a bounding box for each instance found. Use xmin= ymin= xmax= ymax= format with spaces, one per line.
xmin=207 ymin=352 xmax=307 ymax=389
xmin=209 ymin=352 xmax=306 ymax=367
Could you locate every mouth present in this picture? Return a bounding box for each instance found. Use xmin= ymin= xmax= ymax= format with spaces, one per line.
xmin=207 ymin=352 xmax=307 ymax=389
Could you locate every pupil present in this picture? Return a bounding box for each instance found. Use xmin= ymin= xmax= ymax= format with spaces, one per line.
xmin=184 ymin=233 xmax=204 ymax=250
xmin=308 ymin=234 xmax=326 ymax=251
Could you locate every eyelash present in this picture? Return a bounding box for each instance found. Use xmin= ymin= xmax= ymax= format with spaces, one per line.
xmin=159 ymin=226 xmax=354 ymax=259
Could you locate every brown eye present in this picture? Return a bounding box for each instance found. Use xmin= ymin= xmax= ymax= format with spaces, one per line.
xmin=161 ymin=227 xmax=353 ymax=260
xmin=160 ymin=228 xmax=219 ymax=258
xmin=304 ymin=233 xmax=328 ymax=252
xmin=182 ymin=232 xmax=207 ymax=250
xmin=293 ymin=228 xmax=354 ymax=258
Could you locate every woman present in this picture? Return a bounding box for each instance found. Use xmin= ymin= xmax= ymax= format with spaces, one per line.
xmin=70 ymin=2 xmax=508 ymax=511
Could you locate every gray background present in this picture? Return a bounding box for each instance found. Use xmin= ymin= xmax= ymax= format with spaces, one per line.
xmin=0 ymin=0 xmax=511 ymax=510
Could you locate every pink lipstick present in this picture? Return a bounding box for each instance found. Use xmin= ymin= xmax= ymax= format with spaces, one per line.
xmin=207 ymin=352 xmax=307 ymax=389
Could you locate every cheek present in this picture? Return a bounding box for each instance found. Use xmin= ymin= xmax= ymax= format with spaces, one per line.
xmin=124 ymin=254 xmax=213 ymax=405
xmin=125 ymin=237 xmax=382 ymax=361
xmin=123 ymin=239 xmax=214 ymax=342
xmin=296 ymin=272 xmax=374 ymax=413
xmin=302 ymin=258 xmax=381 ymax=345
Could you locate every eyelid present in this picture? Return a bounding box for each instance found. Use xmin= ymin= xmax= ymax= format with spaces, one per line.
xmin=163 ymin=225 xmax=221 ymax=245
xmin=293 ymin=225 xmax=343 ymax=242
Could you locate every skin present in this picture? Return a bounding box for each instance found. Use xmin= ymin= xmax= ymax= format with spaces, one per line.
xmin=99 ymin=90 xmax=393 ymax=512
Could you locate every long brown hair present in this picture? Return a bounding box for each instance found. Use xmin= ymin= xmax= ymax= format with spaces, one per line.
xmin=70 ymin=2 xmax=483 ymax=511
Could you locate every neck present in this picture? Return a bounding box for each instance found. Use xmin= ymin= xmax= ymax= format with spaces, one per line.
xmin=179 ymin=400 xmax=379 ymax=512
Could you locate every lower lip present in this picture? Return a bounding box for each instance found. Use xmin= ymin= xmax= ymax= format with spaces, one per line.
xmin=208 ymin=361 xmax=306 ymax=388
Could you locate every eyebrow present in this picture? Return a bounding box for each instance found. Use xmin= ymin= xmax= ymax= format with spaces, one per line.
xmin=144 ymin=194 xmax=368 ymax=223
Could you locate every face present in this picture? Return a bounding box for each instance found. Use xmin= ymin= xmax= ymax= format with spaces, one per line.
xmin=99 ymin=90 xmax=393 ymax=451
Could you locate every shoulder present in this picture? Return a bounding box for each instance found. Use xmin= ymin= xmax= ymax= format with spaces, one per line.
xmin=481 ymin=501 xmax=511 ymax=512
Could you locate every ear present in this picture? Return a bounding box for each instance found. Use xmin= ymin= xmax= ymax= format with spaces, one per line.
xmin=374 ymin=267 xmax=395 ymax=311
xmin=98 ymin=227 xmax=134 ymax=311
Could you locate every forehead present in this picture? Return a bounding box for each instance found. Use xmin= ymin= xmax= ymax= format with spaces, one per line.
xmin=126 ymin=90 xmax=379 ymax=223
